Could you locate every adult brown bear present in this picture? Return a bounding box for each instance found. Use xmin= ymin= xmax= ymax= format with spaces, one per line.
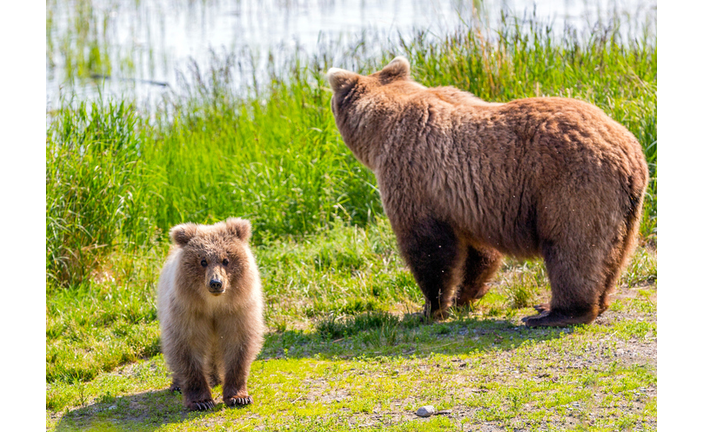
xmin=327 ymin=57 xmax=648 ymax=327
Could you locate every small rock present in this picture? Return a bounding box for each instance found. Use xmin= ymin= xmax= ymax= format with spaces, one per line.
xmin=416 ymin=405 xmax=436 ymax=417
xmin=108 ymin=405 xmax=117 ymax=410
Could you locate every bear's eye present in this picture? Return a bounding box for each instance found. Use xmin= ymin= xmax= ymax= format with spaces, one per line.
xmin=200 ymin=259 xmax=207 ymax=267
xmin=222 ymin=258 xmax=229 ymax=266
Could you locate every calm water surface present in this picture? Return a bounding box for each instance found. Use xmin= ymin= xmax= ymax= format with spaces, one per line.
xmin=46 ymin=0 xmax=656 ymax=110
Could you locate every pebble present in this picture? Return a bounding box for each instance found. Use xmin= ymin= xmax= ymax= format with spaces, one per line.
xmin=416 ymin=405 xmax=436 ymax=417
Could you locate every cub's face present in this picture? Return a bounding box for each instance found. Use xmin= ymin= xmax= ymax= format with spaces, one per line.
xmin=169 ymin=218 xmax=252 ymax=298
xmin=182 ymin=238 xmax=244 ymax=296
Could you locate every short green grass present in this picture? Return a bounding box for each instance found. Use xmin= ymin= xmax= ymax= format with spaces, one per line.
xmin=47 ymin=220 xmax=657 ymax=431
xmin=47 ymin=10 xmax=657 ymax=432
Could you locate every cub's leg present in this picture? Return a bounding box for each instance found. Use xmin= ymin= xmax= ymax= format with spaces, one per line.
xmin=454 ymin=246 xmax=502 ymax=307
xmin=523 ymin=241 xmax=601 ymax=327
xmin=180 ymin=352 xmax=215 ymax=411
xmin=207 ymin=339 xmax=223 ymax=388
xmin=166 ymin=334 xmax=215 ymax=411
xmin=396 ymin=218 xmax=464 ymax=320
xmin=221 ymin=336 xmax=257 ymax=407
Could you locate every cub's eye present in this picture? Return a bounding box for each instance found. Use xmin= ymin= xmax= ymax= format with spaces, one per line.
xmin=222 ymin=258 xmax=229 ymax=266
xmin=200 ymin=259 xmax=207 ymax=267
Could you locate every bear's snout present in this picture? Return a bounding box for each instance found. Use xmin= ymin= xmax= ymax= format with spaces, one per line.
xmin=205 ymin=265 xmax=228 ymax=295
xmin=209 ymin=278 xmax=224 ymax=295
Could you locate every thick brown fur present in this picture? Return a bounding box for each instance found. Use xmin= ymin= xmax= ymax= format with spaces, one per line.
xmin=327 ymin=57 xmax=648 ymax=327
xmin=157 ymin=218 xmax=264 ymax=410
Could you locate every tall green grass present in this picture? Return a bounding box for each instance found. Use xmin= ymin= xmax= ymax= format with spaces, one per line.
xmin=46 ymin=100 xmax=155 ymax=288
xmin=145 ymin=58 xmax=382 ymax=237
xmin=46 ymin=16 xmax=657 ymax=288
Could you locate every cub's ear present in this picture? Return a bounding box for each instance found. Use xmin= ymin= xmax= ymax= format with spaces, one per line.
xmin=170 ymin=223 xmax=198 ymax=246
xmin=327 ymin=67 xmax=359 ymax=93
xmin=225 ymin=217 xmax=252 ymax=243
xmin=378 ymin=56 xmax=411 ymax=83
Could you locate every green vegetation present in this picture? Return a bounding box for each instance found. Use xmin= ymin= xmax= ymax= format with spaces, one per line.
xmin=46 ymin=11 xmax=657 ymax=432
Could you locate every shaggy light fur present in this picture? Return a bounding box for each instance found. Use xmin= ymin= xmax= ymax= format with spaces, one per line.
xmin=157 ymin=218 xmax=264 ymax=410
xmin=327 ymin=57 xmax=648 ymax=327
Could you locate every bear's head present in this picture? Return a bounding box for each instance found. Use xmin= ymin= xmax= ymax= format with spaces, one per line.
xmin=327 ymin=57 xmax=425 ymax=170
xmin=169 ymin=218 xmax=253 ymax=298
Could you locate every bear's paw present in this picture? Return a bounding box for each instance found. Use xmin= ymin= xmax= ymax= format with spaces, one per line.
xmin=224 ymin=394 xmax=253 ymax=407
xmin=186 ymin=398 xmax=215 ymax=411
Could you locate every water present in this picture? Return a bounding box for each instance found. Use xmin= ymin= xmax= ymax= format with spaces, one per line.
xmin=46 ymin=0 xmax=656 ymax=110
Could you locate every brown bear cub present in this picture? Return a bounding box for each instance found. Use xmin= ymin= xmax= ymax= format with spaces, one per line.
xmin=327 ymin=57 xmax=648 ymax=327
xmin=157 ymin=218 xmax=264 ymax=410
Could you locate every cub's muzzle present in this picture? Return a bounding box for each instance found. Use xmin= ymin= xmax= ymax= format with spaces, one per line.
xmin=209 ymin=278 xmax=224 ymax=295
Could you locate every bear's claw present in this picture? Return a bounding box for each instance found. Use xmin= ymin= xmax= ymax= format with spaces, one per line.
xmin=187 ymin=399 xmax=215 ymax=411
xmin=224 ymin=395 xmax=253 ymax=407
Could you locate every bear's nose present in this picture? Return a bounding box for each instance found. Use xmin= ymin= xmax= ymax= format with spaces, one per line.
xmin=209 ymin=279 xmax=222 ymax=290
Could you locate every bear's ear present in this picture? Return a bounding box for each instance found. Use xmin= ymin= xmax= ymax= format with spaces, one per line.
xmin=327 ymin=67 xmax=359 ymax=93
xmin=170 ymin=223 xmax=198 ymax=246
xmin=378 ymin=56 xmax=411 ymax=83
xmin=225 ymin=217 xmax=252 ymax=243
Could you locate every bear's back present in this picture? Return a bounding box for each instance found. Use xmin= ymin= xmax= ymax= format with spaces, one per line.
xmin=374 ymin=88 xmax=646 ymax=256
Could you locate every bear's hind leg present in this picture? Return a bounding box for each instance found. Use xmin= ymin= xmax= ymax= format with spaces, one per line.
xmin=397 ymin=218 xmax=463 ymax=320
xmin=598 ymin=210 xmax=643 ymax=316
xmin=454 ymin=246 xmax=502 ymax=307
xmin=523 ymin=241 xmax=600 ymax=327
xmin=598 ymin=248 xmax=627 ymax=317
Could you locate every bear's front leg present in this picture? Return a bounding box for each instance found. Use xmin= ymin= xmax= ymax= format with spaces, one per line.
xmin=222 ymin=347 xmax=254 ymax=407
xmin=396 ymin=217 xmax=464 ymax=320
xmin=183 ymin=380 xmax=215 ymax=411
xmin=176 ymin=348 xmax=215 ymax=411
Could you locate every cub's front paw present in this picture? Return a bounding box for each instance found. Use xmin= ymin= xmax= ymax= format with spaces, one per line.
xmin=224 ymin=394 xmax=253 ymax=407
xmin=186 ymin=398 xmax=215 ymax=411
